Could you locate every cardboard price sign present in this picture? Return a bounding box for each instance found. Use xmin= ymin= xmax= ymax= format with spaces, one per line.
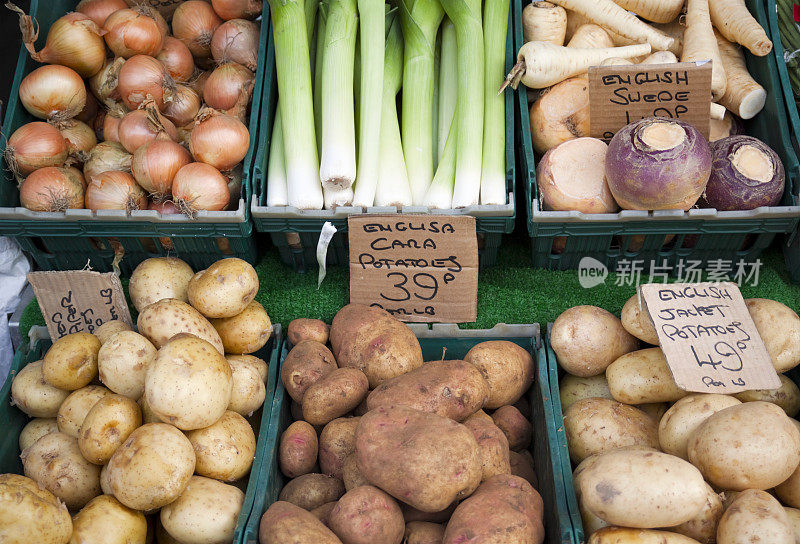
xmin=28 ymin=270 xmax=133 ymax=340
xmin=639 ymin=282 xmax=780 ymax=393
xmin=589 ymin=62 xmax=712 ymax=141
xmin=348 ymin=215 xmax=478 ymax=323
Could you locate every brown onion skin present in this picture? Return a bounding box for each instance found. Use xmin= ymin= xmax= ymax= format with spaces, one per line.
xmin=132 ymin=140 xmax=193 ymax=194
xmin=148 ymin=199 xmax=181 ymax=214
xmin=89 ymin=58 xmax=125 ymax=103
xmin=190 ymin=110 xmax=250 ymax=171
xmin=103 ymin=113 xmax=123 ymax=143
xmin=57 ymin=120 xmax=98 ymax=162
xmin=20 ymin=167 xmax=85 ymax=212
xmin=157 ymin=37 xmax=196 ymax=83
xmin=19 ymin=65 xmax=87 ymax=121
xmin=172 ymin=162 xmax=230 ymax=212
xmin=187 ymin=71 xmax=211 ymax=102
xmin=6 ymin=122 xmax=69 ymax=176
xmin=117 ymin=55 xmax=174 ymax=111
xmin=210 ymin=19 xmax=259 ymax=70
xmin=162 ymin=85 xmax=202 ymax=127
xmin=203 ymin=62 xmax=254 ymax=111
xmin=118 ymin=109 xmax=178 ymax=154
xmin=103 ymin=8 xmax=167 ymax=58
xmin=84 ymin=141 xmax=133 ymax=185
xmin=173 ymin=1 xmax=223 ymax=59
xmin=77 ymin=93 xmax=100 ymax=125
xmin=77 ymin=0 xmax=129 ymax=27
xmin=85 ymin=171 xmax=148 ymax=211
xmin=211 ymin=0 xmax=262 ymax=20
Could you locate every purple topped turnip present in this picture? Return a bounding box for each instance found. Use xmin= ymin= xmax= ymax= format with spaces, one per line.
xmin=701 ymin=135 xmax=784 ymax=211
xmin=605 ymin=118 xmax=712 ymax=211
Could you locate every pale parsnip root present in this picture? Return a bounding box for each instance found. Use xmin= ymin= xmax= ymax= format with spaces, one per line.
xmin=709 ymin=0 xmax=772 ymax=56
xmin=715 ymin=30 xmax=766 ymax=119
xmin=641 ymin=51 xmax=678 ymax=64
xmin=564 ymin=9 xmax=590 ymax=43
xmin=600 ymin=57 xmax=634 ymax=66
xmin=682 ymin=0 xmax=727 ymax=101
xmin=612 ymin=0 xmax=685 ymax=24
xmin=567 ymin=24 xmax=614 ymax=49
xmin=710 ymin=101 xmax=726 ymax=120
xmin=653 ymin=20 xmax=686 ymax=57
xmin=523 ymin=2 xmax=568 ymax=45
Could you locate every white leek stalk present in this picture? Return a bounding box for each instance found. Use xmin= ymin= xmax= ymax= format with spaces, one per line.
xmin=441 ymin=0 xmax=484 ymax=208
xmin=399 ymin=0 xmax=444 ymax=205
xmin=269 ymin=0 xmax=322 ymax=209
xmin=314 ymin=5 xmax=327 ymax=155
xmin=480 ymin=0 xmax=509 ymax=206
xmin=266 ymin=105 xmax=288 ymax=206
xmin=424 ymin=113 xmax=456 ymax=208
xmin=437 ymin=18 xmax=457 ymax=160
xmin=375 ymin=14 xmax=412 ymax=207
xmin=319 ymin=0 xmax=358 ymax=190
xmin=324 ymin=185 xmax=354 ymax=208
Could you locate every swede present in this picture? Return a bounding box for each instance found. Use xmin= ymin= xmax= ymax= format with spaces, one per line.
xmin=528 ymin=76 xmax=590 ymax=154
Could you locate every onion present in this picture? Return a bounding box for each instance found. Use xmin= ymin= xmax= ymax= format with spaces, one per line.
xmin=203 ymin=62 xmax=254 ymax=111
xmin=65 ymin=166 xmax=88 ymax=190
xmin=187 ymin=70 xmax=211 ymax=101
xmin=118 ymin=102 xmax=178 ymax=154
xmin=117 ymin=55 xmax=175 ymax=111
xmin=124 ymin=0 xmax=184 ymax=20
xmin=89 ymin=58 xmax=125 ymax=103
xmin=83 ymin=141 xmax=132 ymax=184
xmin=605 ymin=118 xmax=712 ymax=211
xmin=77 ymin=93 xmax=100 ymax=125
xmin=77 ymin=0 xmax=128 ymax=27
xmin=4 ymin=122 xmax=68 ymax=178
xmin=172 ymin=1 xmax=222 ymax=60
xmin=132 ymin=140 xmax=192 ymax=194
xmin=210 ymin=19 xmax=259 ymax=70
xmin=54 ymin=119 xmax=98 ymax=163
xmin=7 ymin=7 xmax=106 ymax=77
xmin=162 ymin=85 xmax=201 ymax=127
xmin=701 ymin=136 xmax=785 ymax=211
xmin=19 ymin=65 xmax=87 ymax=121
xmin=85 ymin=171 xmax=147 ymax=212
xmin=19 ymin=166 xmax=85 ymax=212
xmin=223 ymin=164 xmax=243 ymax=207
xmin=172 ymin=162 xmax=230 ymax=215
xmin=157 ymin=37 xmax=196 ymax=82
xmin=211 ymin=0 xmax=262 ymax=20
xmin=148 ymin=199 xmax=180 ymax=214
xmin=102 ymin=104 xmax=128 ymax=143
xmin=190 ymin=108 xmax=250 ymax=171
xmin=103 ymin=7 xmax=167 ymax=58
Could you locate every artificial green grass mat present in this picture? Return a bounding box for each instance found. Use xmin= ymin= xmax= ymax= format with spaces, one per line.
xmin=19 ymin=236 xmax=800 ymax=339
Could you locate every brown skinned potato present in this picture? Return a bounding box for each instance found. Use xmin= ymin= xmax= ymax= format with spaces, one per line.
xmin=319 ymin=418 xmax=360 ymax=479
xmin=281 ymin=340 xmax=338 ymax=403
xmin=259 ymin=501 xmax=343 ymax=544
xmin=302 ymin=369 xmax=369 ymax=426
xmin=288 ymin=318 xmax=330 ymax=345
xmin=278 ymin=474 xmax=346 ymax=511
xmin=463 ymin=341 xmax=535 ymax=408
xmin=328 ymin=486 xmax=404 ymax=544
xmin=280 ymin=420 xmax=319 ymax=479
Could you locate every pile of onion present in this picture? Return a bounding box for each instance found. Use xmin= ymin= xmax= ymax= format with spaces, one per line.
xmin=55 ymin=120 xmax=98 ymax=163
xmin=132 ymin=140 xmax=192 ymax=194
xmin=19 ymin=65 xmax=87 ymax=121
xmin=19 ymin=167 xmax=85 ymax=212
xmin=103 ymin=6 xmax=168 ymax=58
xmin=118 ymin=101 xmax=178 ymax=154
xmin=84 ymin=141 xmax=132 ymax=185
xmin=117 ymin=55 xmax=175 ymax=110
xmin=211 ymin=0 xmax=262 ymax=20
xmin=5 ymin=122 xmax=69 ymax=178
xmin=157 ymin=37 xmax=196 ymax=82
xmin=76 ymin=0 xmax=128 ymax=27
xmin=172 ymin=1 xmax=222 ymax=60
xmin=210 ymin=19 xmax=259 ymax=70
xmin=190 ymin=108 xmax=249 ymax=171
xmin=172 ymin=162 xmax=230 ymax=215
xmin=85 ymin=171 xmax=148 ymax=212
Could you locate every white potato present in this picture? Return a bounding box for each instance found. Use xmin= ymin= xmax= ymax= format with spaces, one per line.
xmin=746 ymin=298 xmax=800 ymax=373
xmin=211 ymin=300 xmax=273 ymax=355
xmin=160 ymin=476 xmax=245 ymax=544
xmin=783 ymin=507 xmax=800 ymax=544
xmin=128 ymin=257 xmax=194 ymax=312
xmin=42 ymin=332 xmax=101 ymax=390
xmin=186 ymin=411 xmax=256 ymax=482
xmin=93 ymin=320 xmax=131 ymax=344
xmin=187 ymin=258 xmax=259 ymax=319
xmin=97 ymin=331 xmax=156 ymax=399
xmin=606 ymin=348 xmax=687 ymax=404
xmin=11 ymin=361 xmax=69 ymax=418
xmin=18 ymin=418 xmax=59 ymax=451
xmin=137 ymin=298 xmax=224 ymax=354
xmin=588 ymin=528 xmax=708 ymax=544
xmin=78 ymin=394 xmax=142 ymax=464
xmin=734 ymin=374 xmax=800 ymax=417
xmin=658 ymin=394 xmax=742 ymax=460
xmin=668 ymin=483 xmax=723 ymax=544
xmin=717 ymin=489 xmax=794 ymax=544
xmin=70 ymin=494 xmax=147 ymax=544
xmin=227 ymin=354 xmax=268 ymax=383
xmin=559 ymin=374 xmax=612 ymax=412
xmin=56 ymin=385 xmax=112 ymax=438
xmin=0 ymin=473 xmax=72 ymax=544
xmin=227 ymin=356 xmax=266 ymax=416
xmin=620 ymin=294 xmax=659 ymax=345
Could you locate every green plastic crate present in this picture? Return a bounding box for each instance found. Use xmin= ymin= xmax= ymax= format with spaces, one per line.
xmin=249 ymin=7 xmax=517 ymax=273
xmin=516 ymin=0 xmax=800 ymax=273
xmin=0 ymin=0 xmax=265 ymax=274
xmin=0 ymin=325 xmax=281 ymax=540
xmin=239 ymin=323 xmax=577 ymax=544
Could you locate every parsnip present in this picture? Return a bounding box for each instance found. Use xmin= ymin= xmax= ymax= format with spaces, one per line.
xmin=653 ymin=20 xmax=685 ymax=57
xmin=523 ymin=1 xmax=568 ymax=45
xmin=567 ymin=24 xmax=614 ymax=49
xmin=612 ymin=0 xmax=685 ymax=24
xmin=564 ymin=9 xmax=589 ymax=43
xmin=599 ymin=57 xmax=634 ymax=66
xmin=682 ymin=0 xmax=726 ymax=101
xmin=641 ymin=51 xmax=678 ymax=64
xmin=715 ymin=30 xmax=766 ymax=119
xmin=710 ymin=101 xmax=726 ymax=120
xmin=709 ymin=0 xmax=772 ymax=56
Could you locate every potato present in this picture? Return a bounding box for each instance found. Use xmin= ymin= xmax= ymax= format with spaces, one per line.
xmin=509 ymin=450 xmax=538 ymax=488
xmin=330 ymin=304 xmax=423 ymax=388
xmin=105 ymin=423 xmax=196 ymax=511
xmin=279 ymin=473 xmax=345 ymax=511
xmin=187 ymin=258 xmax=258 ymax=318
xmin=0 ymin=473 xmax=72 ymax=544
xmin=226 ymin=356 xmax=266 ymax=416
xmin=281 ymin=340 xmax=338 ymax=403
xmin=186 ymin=411 xmax=256 ymax=481
xmin=355 ymin=405 xmax=482 ymax=512
xmin=366 ymin=360 xmax=489 ymax=421
xmin=443 ymin=475 xmax=544 ymax=544
xmin=621 ymin=294 xmax=659 ymax=345
xmin=211 ymin=301 xmax=273 ymax=355
xmin=717 ymin=489 xmax=794 ymax=544
xmin=42 ymin=332 xmax=101 ymax=390
xmin=138 ymin=394 xmax=162 ymax=424
xmin=463 ymin=341 xmax=535 ymax=409
xmin=302 ymin=368 xmax=369 ymax=426
xmin=464 ymin=416 xmax=511 ymax=481
xmin=491 ymin=405 xmax=532 ymax=451
xmin=311 ymin=501 xmax=337 ymax=526
xmin=688 ymin=401 xmax=800 ymax=491
xmin=551 ymin=306 xmax=638 ymax=377
xmin=94 ymin=320 xmax=131 ymax=344
xmin=145 ymin=334 xmax=233 ymax=430
xmin=668 ymin=483 xmax=723 ymax=544
xmin=260 ymin=501 xmax=342 ymax=544
xmin=776 ymin=460 xmax=800 ymax=508
xmin=606 ymin=347 xmax=688 ymax=404
xmin=560 ymin=374 xmax=613 ymax=412
xmin=159 ymin=476 xmax=244 ymax=544
xmin=658 ymin=394 xmax=742 ymax=460
xmin=746 ymin=298 xmax=800 ymax=373
xmin=578 ymin=449 xmax=708 ymax=528
xmin=784 ymin=507 xmax=800 ymax=543
xmin=288 ymin=318 xmax=330 ymax=345
xmin=280 ymin=420 xmax=319 ymax=478
xmin=588 ymin=528 xmax=705 ymax=544
xmin=401 ymin=502 xmax=457 ymax=524
xmin=96 ymin=331 xmax=156 ymax=399
xmin=11 ymin=361 xmax=70 ymax=418
xmin=78 ymin=394 xmax=142 ymax=464
xmin=57 ymin=385 xmax=113 ymax=438
xmin=319 ymin=417 xmax=360 ymax=479
xmin=734 ymin=374 xmax=800 ymax=417
xmin=128 ymin=257 xmax=193 ymax=312
xmin=638 ymin=402 xmax=669 ymax=424
xmin=404 ymin=522 xmax=445 ymax=544
xmin=563 ymin=397 xmax=659 ymax=463
xmin=137 ymin=298 xmax=224 ymax=354
xmin=19 ymin=418 xmax=59 ymax=451
xmin=22 ymin=432 xmax=101 ymax=510
xmin=71 ymin=494 xmax=147 ymax=544
xmin=579 ymin=496 xmax=610 ymax=535
xmin=329 ymin=485 xmax=404 ymax=544
xmin=514 ymin=396 xmax=532 ymax=419
xmin=342 ymin=453 xmax=370 ymax=491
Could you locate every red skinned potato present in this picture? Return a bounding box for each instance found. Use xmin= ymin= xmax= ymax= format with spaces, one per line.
xmin=401 ymin=502 xmax=457 ymax=524
xmin=302 ymin=369 xmax=369 ymax=426
xmin=492 ymin=405 xmax=533 ymax=451
xmin=355 ymin=405 xmax=482 ymax=512
xmin=342 ymin=453 xmax=370 ymax=491
xmin=366 ymin=360 xmax=489 ymax=421
xmin=510 ymin=450 xmax=538 ymax=488
xmin=330 ymin=304 xmax=423 ymax=388
xmin=289 ymin=318 xmax=330 ymax=345
xmin=278 ymin=473 xmax=345 ymax=511
xmin=280 ymin=421 xmax=319 ymax=479
xmin=404 ymin=522 xmax=445 ymax=544
xmin=463 ymin=341 xmax=535 ymax=409
xmin=319 ymin=418 xmax=360 ymax=479
xmin=281 ymin=340 xmax=338 ymax=403
xmin=311 ymin=501 xmax=338 ymax=526
xmin=443 ymin=475 xmax=545 ymax=544
xmin=464 ymin=416 xmax=511 ymax=481
xmin=329 ymin=486 xmax=404 ymax=544
xmin=259 ymin=501 xmax=343 ymax=544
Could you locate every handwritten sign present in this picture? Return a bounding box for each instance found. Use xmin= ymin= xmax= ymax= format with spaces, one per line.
xmin=28 ymin=270 xmax=133 ymax=339
xmin=639 ymin=282 xmax=780 ymax=393
xmin=348 ymin=214 xmax=478 ymax=323
xmin=589 ymin=62 xmax=712 ymax=141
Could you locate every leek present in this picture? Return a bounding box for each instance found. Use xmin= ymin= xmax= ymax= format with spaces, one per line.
xmin=324 ymin=185 xmax=354 ymax=208
xmin=319 ymin=0 xmax=359 ymax=190
xmin=352 ymin=0 xmax=386 ymax=207
xmin=441 ymin=0 xmax=484 ymax=208
xmin=437 ymin=19 xmax=457 ymax=161
xmin=399 ymin=0 xmax=444 ymax=205
xmin=423 ymin=112 xmax=456 ymax=208
xmin=305 ymin=0 xmax=321 ymax=73
xmin=480 ymin=0 xmax=509 ymax=206
xmin=314 ymin=5 xmax=327 ymax=155
xmin=266 ymin=105 xmax=288 ymax=206
xmin=269 ymin=0 xmax=322 ymax=209
xmin=375 ymin=14 xmax=412 ymax=207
